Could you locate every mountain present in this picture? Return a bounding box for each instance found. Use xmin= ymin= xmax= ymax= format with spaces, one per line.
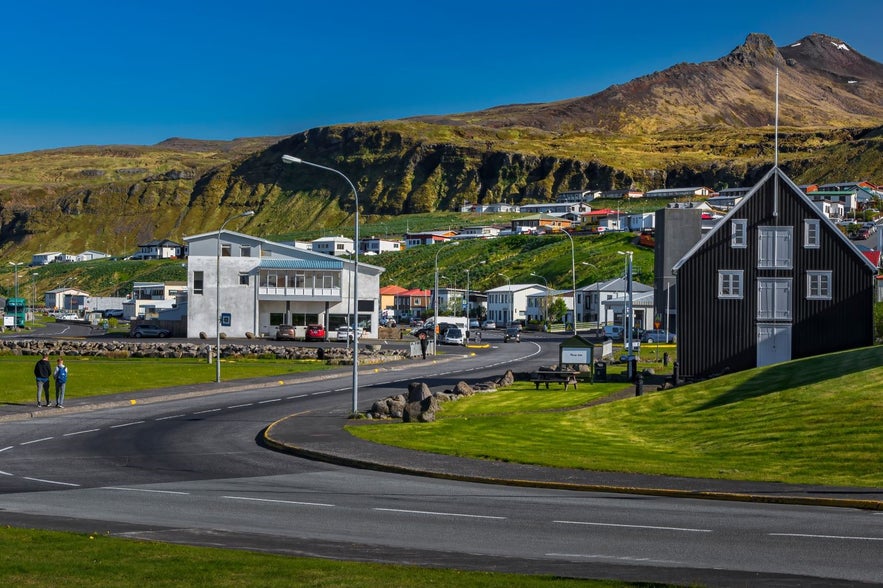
xmin=1 ymin=33 xmax=882 ymax=262
xmin=412 ymin=33 xmax=883 ymax=132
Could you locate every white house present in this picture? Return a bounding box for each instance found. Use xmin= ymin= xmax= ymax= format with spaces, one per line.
xmin=184 ymin=230 xmax=384 ymax=339
xmin=135 ymin=239 xmax=184 ymax=259
xmin=30 ymin=252 xmax=63 ymax=266
xmin=123 ymin=281 xmax=187 ymax=320
xmin=45 ymin=288 xmax=90 ymax=312
xmin=460 ymin=202 xmax=520 ymax=213
xmin=519 ymin=202 xmax=590 ymax=216
xmin=454 ymin=226 xmax=501 ymax=239
xmin=645 ymin=187 xmax=713 ymax=199
xmin=525 ymin=288 xmax=572 ymax=324
xmin=311 ymin=235 xmax=354 ymax=256
xmin=76 ymin=250 xmax=110 ymax=262
xmin=626 ymin=212 xmax=655 ymax=231
xmin=575 ymin=278 xmax=654 ymax=325
xmin=485 ymin=283 xmax=546 ymax=325
xmin=359 ymin=237 xmax=402 ymax=255
xmin=556 ymin=190 xmax=600 ymax=203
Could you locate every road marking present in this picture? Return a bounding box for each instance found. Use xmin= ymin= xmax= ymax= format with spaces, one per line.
xmin=0 ymin=446 xmax=13 ymax=452
xmin=769 ymin=533 xmax=883 ymax=542
xmin=258 ymin=398 xmax=281 ymax=404
xmin=111 ymin=421 xmax=145 ymax=428
xmin=0 ymin=470 xmax=13 ymax=476
xmin=286 ymin=394 xmax=308 ymax=399
xmin=155 ymin=414 xmax=185 ymax=421
xmin=193 ymin=409 xmax=221 ymax=415
xmin=227 ymin=403 xmax=254 ymax=409
xmin=20 ymin=437 xmax=54 ymax=445
xmin=554 ymin=520 xmax=711 ymax=533
xmin=374 ymin=507 xmax=506 ymax=520
xmin=23 ymin=477 xmax=79 ymax=487
xmin=547 ymin=552 xmax=685 ymax=564
xmin=222 ymin=496 xmax=334 ymax=507
xmin=102 ymin=487 xmax=190 ymax=495
xmin=64 ymin=429 xmax=101 ymax=436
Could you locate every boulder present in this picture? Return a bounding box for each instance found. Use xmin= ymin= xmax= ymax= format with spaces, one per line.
xmin=496 ymin=369 xmax=515 ymax=387
xmin=407 ymin=382 xmax=432 ymax=403
xmin=403 ymin=395 xmax=439 ymax=423
xmin=451 ymin=381 xmax=474 ymax=397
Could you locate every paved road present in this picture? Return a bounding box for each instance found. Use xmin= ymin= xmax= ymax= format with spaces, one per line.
xmin=0 ymin=332 xmax=881 ymax=586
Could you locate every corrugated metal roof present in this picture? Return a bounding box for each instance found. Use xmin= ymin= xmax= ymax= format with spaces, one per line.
xmin=259 ymin=259 xmax=343 ymax=270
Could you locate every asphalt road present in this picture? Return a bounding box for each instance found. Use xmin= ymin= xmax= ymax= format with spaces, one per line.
xmin=0 ymin=332 xmax=881 ymax=586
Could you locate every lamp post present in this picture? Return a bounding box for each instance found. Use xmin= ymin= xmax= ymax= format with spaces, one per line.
xmin=32 ymin=272 xmax=38 ymax=322
xmin=618 ymin=250 xmax=635 ymax=378
xmin=8 ymin=262 xmax=22 ymax=300
xmin=553 ymin=231 xmax=577 ymax=333
xmin=282 ymin=155 xmax=361 ymax=414
xmin=581 ymin=262 xmax=599 ymax=327
xmin=434 ymin=241 xmax=459 ymax=352
xmin=216 ymin=210 xmax=255 ymax=383
xmin=530 ymin=272 xmax=549 ymax=323
xmin=497 ymin=272 xmax=511 ymax=325
xmin=463 ymin=260 xmax=485 ymax=322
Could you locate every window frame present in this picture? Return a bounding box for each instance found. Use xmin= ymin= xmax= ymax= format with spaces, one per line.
xmin=804 ymin=219 xmax=820 ymax=249
xmin=193 ymin=271 xmax=204 ymax=295
xmin=731 ymin=219 xmax=748 ymax=248
xmin=718 ymin=270 xmax=744 ymax=299
xmin=758 ymin=226 xmax=793 ymax=269
xmin=806 ymin=270 xmax=832 ymax=300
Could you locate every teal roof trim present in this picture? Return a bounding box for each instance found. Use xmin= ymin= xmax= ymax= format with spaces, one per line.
xmin=260 ymin=259 xmax=343 ymax=270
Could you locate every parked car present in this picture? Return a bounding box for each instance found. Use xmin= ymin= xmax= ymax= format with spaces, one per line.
xmin=441 ymin=326 xmax=465 ymax=345
xmin=305 ymin=324 xmax=327 ymax=342
xmin=130 ymin=324 xmax=170 ymax=338
xmin=380 ymin=317 xmax=397 ymax=328
xmin=102 ymin=309 xmax=124 ymax=319
xmin=275 ymin=324 xmax=297 ymax=341
xmin=603 ymin=325 xmax=624 ymax=340
xmin=335 ymin=326 xmax=364 ymax=342
xmin=481 ymin=320 xmax=496 ymax=329
xmin=641 ymin=329 xmax=676 ymax=344
xmin=469 ymin=319 xmax=480 ymax=329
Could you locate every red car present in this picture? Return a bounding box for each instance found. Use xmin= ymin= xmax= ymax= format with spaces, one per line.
xmin=305 ymin=324 xmax=327 ymax=342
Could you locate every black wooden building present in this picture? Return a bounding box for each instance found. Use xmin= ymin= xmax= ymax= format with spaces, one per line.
xmin=673 ymin=167 xmax=876 ymax=379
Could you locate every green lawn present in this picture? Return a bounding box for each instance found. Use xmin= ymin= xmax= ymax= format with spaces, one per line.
xmin=349 ymin=346 xmax=883 ymax=487
xmin=0 ymin=527 xmax=625 ymax=587
xmin=0 ymin=356 xmax=333 ymax=403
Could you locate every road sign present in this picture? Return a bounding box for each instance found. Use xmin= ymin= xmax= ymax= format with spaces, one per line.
xmin=220 ymin=313 xmax=231 ymax=327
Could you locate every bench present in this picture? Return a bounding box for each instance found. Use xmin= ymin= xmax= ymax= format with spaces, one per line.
xmin=530 ymin=370 xmax=579 ymax=390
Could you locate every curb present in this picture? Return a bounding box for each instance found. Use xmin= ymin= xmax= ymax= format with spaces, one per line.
xmin=262 ymin=414 xmax=883 ymax=512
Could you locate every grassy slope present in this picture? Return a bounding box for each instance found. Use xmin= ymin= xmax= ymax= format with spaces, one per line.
xmin=349 ymin=346 xmax=883 ymax=487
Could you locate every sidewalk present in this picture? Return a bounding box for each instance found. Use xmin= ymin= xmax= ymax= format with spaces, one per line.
xmin=4 ymin=367 xmax=881 ymax=510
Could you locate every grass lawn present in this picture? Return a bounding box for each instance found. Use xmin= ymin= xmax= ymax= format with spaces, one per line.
xmin=0 ymin=356 xmax=334 ymax=404
xmin=0 ymin=527 xmax=630 ymax=587
xmin=349 ymin=346 xmax=883 ymax=487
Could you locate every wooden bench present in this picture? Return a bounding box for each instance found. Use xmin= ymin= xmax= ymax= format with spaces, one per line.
xmin=530 ymin=370 xmax=579 ymax=390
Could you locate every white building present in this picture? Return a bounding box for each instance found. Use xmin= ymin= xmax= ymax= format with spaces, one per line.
xmin=518 ymin=202 xmax=590 ymax=216
xmin=31 ymin=252 xmax=63 ymax=266
xmin=359 ymin=237 xmax=402 ymax=255
xmin=525 ymin=289 xmax=572 ymax=324
xmin=311 ymin=235 xmax=354 ymax=256
xmin=555 ymin=190 xmax=600 ymax=203
xmin=184 ymin=230 xmax=383 ymax=339
xmin=124 ymin=281 xmax=187 ymax=320
xmin=575 ymin=278 xmax=654 ymax=325
xmin=485 ymin=283 xmax=546 ymax=325
xmin=76 ymin=250 xmax=110 ymax=262
xmin=136 ymin=239 xmax=184 ymax=259
xmin=454 ymin=226 xmax=501 ymax=239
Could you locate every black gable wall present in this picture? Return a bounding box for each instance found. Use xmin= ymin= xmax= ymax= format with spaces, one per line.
xmin=676 ymin=169 xmax=875 ymax=378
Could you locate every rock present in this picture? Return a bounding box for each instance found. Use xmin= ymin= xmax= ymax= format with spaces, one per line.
xmin=451 ymin=381 xmax=474 ymax=397
xmin=403 ymin=395 xmax=439 ymax=423
xmin=496 ymin=370 xmax=515 ymax=387
xmin=407 ymin=382 xmax=432 ymax=403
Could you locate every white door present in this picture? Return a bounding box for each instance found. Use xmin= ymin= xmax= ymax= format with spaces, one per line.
xmin=757 ymin=324 xmax=791 ymax=367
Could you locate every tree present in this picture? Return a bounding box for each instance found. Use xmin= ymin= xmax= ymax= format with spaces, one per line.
xmin=548 ymin=297 xmax=568 ymax=323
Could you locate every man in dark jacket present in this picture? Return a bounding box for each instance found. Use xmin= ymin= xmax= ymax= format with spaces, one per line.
xmin=34 ymin=353 xmax=51 ymax=407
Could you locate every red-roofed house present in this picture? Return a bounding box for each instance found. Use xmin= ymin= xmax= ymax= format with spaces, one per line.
xmin=380 ymin=285 xmax=409 ymax=316
xmin=394 ymin=288 xmax=432 ymax=320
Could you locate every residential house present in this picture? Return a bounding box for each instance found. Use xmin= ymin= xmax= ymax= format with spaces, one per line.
xmin=394 ymin=288 xmax=432 ymax=321
xmin=311 ymin=235 xmax=354 ymax=257
xmin=626 ymin=212 xmax=655 ymax=231
xmin=380 ymin=285 xmax=408 ymax=316
xmin=511 ymin=214 xmax=573 ymax=234
xmin=485 ymin=283 xmax=546 ymax=325
xmin=602 ymin=290 xmax=655 ymax=333
xmin=359 ymin=237 xmax=402 ymax=255
xmin=525 ymin=288 xmax=572 ymax=324
xmin=673 ymin=167 xmax=876 ymax=379
xmin=184 ymin=230 xmax=383 ymax=339
xmin=30 ymin=252 xmax=63 ymax=266
xmin=599 ymin=189 xmax=644 ymax=199
xmin=645 ymin=186 xmax=713 ymax=199
xmin=576 ymin=278 xmax=654 ymax=326
xmin=434 ymin=287 xmax=467 ymax=316
xmin=136 ymin=239 xmax=184 ymax=260
xmin=45 ymin=288 xmax=90 ymax=312
xmin=124 ymin=281 xmax=187 ymax=320
xmin=518 ymin=202 xmax=590 ymax=216
xmin=454 ymin=226 xmax=501 ymax=240
xmin=556 ymin=189 xmax=600 ymax=203
xmin=404 ymin=230 xmax=457 ymax=248
xmin=581 ymin=209 xmax=624 ymax=232
xmin=76 ymin=250 xmax=110 ymax=262
xmin=460 ymin=202 xmax=520 ymax=213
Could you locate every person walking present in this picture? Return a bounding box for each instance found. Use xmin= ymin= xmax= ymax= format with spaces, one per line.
xmin=53 ymin=358 xmax=68 ymax=408
xmin=34 ymin=353 xmax=51 ymax=407
xmin=418 ymin=330 xmax=428 ymax=360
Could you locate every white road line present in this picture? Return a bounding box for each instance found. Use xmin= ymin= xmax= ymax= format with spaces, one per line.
xmin=22 ymin=477 xmax=80 ymax=487
xmin=110 ymin=421 xmax=145 ymax=428
xmin=155 ymin=414 xmax=185 ymax=421
xmin=20 ymin=437 xmax=54 ymax=445
xmin=286 ymin=394 xmax=308 ymax=399
xmin=769 ymin=532 xmax=883 ymax=542
xmin=64 ymin=429 xmax=101 ymax=437
xmin=102 ymin=487 xmax=190 ymax=495
xmin=554 ymin=520 xmax=711 ymax=533
xmin=374 ymin=507 xmax=506 ymax=520
xmin=330 ymin=389 xmax=347 ymax=393
xmin=258 ymin=398 xmax=281 ymax=404
xmin=0 ymin=446 xmax=13 ymax=452
xmin=193 ymin=409 xmax=221 ymax=415
xmin=0 ymin=470 xmax=13 ymax=476
xmin=227 ymin=403 xmax=254 ymax=409
xmin=222 ymin=496 xmax=334 ymax=507
xmin=546 ymin=552 xmax=685 ymax=565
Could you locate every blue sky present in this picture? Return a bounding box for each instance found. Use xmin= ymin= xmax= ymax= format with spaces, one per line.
xmin=1 ymin=0 xmax=880 ymax=155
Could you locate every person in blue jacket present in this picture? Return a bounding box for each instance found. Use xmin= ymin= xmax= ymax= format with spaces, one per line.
xmin=53 ymin=358 xmax=68 ymax=408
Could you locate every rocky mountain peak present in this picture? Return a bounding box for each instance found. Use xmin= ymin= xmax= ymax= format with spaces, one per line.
xmin=723 ymin=33 xmax=781 ymax=67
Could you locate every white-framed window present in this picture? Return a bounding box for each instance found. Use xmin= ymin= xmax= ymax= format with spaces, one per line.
xmin=221 ymin=244 xmax=232 ymax=257
xmin=718 ymin=270 xmax=744 ymax=299
xmin=807 ymin=271 xmax=832 ymax=300
xmin=240 ymin=246 xmax=252 ymax=257
xmin=757 ymin=278 xmax=792 ymax=320
xmin=758 ymin=226 xmax=793 ymax=269
xmin=238 ymin=272 xmax=249 ymax=286
xmin=193 ymin=271 xmax=204 ymax=295
xmin=804 ymin=219 xmax=820 ymax=249
xmin=731 ymin=219 xmax=747 ymax=248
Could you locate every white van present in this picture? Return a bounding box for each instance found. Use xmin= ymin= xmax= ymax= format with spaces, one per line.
xmin=603 ymin=325 xmax=624 ymax=340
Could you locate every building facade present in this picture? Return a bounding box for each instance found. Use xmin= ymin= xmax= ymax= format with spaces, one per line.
xmin=185 ymin=230 xmax=383 ymax=339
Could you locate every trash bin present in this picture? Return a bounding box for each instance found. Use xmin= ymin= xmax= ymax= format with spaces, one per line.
xmin=594 ymin=361 xmax=606 ymax=382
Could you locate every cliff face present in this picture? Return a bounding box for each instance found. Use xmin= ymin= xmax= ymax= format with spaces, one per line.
xmin=1 ymin=33 xmax=882 ymax=258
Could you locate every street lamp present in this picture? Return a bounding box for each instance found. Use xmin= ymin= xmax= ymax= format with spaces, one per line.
xmin=551 ymin=232 xmax=577 ymax=333
xmin=282 ymin=155 xmax=361 ymax=414
xmin=32 ymin=272 xmax=38 ymax=322
xmin=8 ymin=262 xmax=23 ymax=300
xmin=618 ymin=250 xmax=635 ymax=378
xmin=434 ymin=241 xmax=460 ymax=352
xmin=463 ymin=260 xmax=485 ymax=321
xmin=530 ymin=272 xmax=549 ymax=323
xmin=216 ymin=210 xmax=255 ymax=383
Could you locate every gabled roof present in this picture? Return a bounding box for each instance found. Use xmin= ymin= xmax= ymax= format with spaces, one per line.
xmin=139 ymin=239 xmax=183 ymax=247
xmin=672 ymin=166 xmax=877 ymax=273
xmin=380 ymin=285 xmax=409 ymax=295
